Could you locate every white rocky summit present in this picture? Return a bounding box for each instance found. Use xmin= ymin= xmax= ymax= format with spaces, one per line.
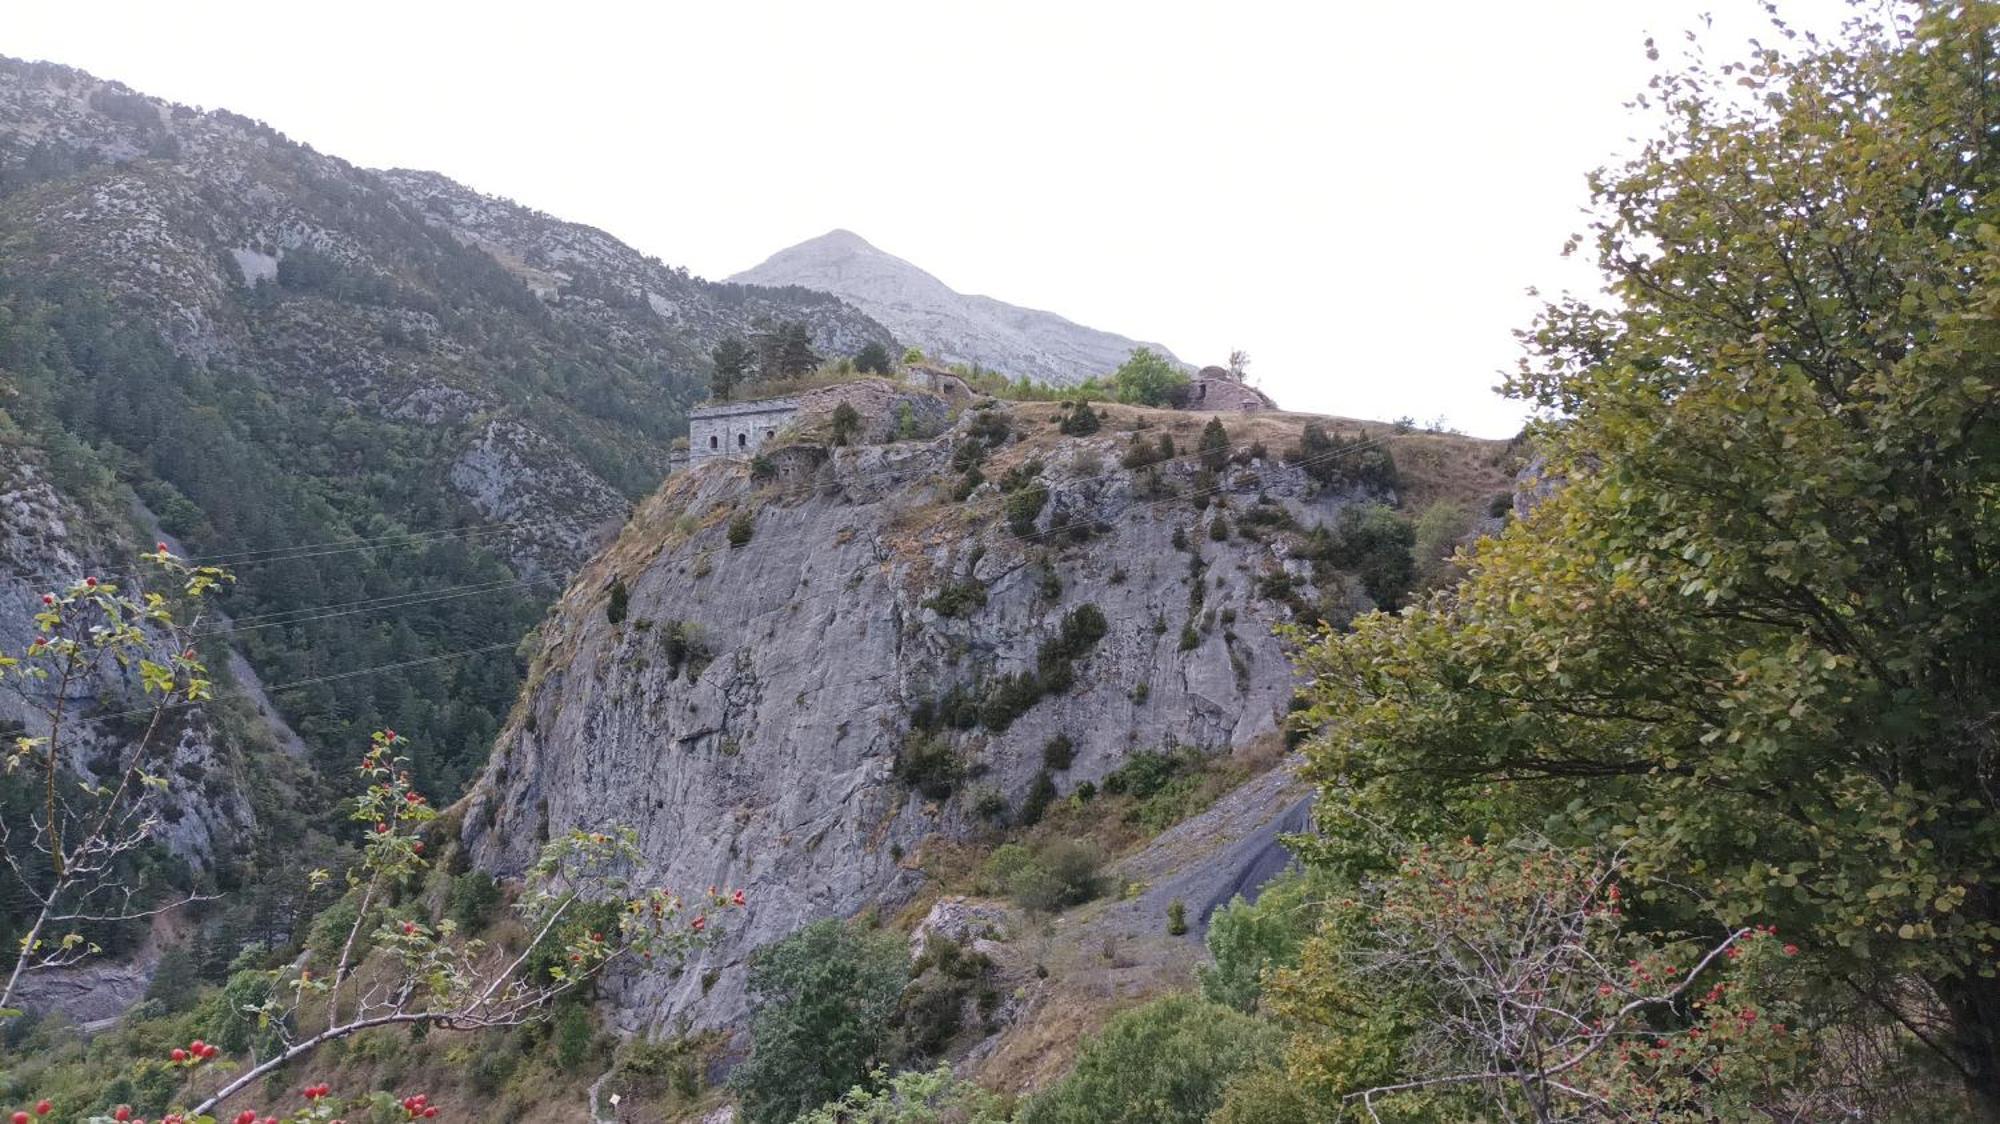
xmin=729 ymin=229 xmax=1186 ymax=387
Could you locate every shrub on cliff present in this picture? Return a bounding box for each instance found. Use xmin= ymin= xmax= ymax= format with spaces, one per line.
xmin=731 ymin=919 xmax=906 ymax=1124
xmin=1019 ymin=995 xmax=1279 ymax=1124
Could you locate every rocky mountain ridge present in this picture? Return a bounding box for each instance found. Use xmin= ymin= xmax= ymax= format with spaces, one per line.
xmin=730 ymin=229 xmax=1186 ymax=386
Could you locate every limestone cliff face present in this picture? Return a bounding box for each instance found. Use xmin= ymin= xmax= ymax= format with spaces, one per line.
xmin=461 ymin=399 xmax=1386 ymax=1033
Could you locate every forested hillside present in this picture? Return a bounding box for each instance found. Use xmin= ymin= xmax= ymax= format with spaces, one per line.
xmin=0 ymin=56 xmax=894 ymax=794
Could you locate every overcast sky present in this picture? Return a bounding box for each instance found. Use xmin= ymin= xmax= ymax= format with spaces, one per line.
xmin=10 ymin=1 xmax=1853 ymax=436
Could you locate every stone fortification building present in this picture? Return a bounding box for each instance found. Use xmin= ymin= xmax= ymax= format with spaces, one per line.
xmin=688 ymin=397 xmax=800 ymax=465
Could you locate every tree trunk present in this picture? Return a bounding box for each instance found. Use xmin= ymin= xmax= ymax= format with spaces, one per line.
xmin=1941 ymin=972 xmax=2000 ymax=1121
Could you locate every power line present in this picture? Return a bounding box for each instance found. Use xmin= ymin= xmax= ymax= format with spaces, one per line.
xmin=92 ymin=640 xmax=525 ymax=724
xmin=193 ymin=577 xmax=561 ymax=642
xmin=0 ymin=511 xmax=608 ymax=589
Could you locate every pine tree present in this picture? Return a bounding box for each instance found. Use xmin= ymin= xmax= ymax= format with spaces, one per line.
xmin=778 ymin=321 xmax=818 ymax=379
xmin=853 ymin=341 xmax=893 ymax=375
xmin=1199 ymin=417 xmax=1229 ymax=471
xmin=711 ymin=337 xmax=751 ymax=401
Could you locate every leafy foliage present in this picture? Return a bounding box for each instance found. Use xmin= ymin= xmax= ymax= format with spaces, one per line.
xmin=794 ymin=1062 xmax=1009 ymax=1124
xmin=1019 ymin=995 xmax=1279 ymax=1124
xmin=1199 ymin=866 xmax=1324 ymax=1013
xmin=978 ymin=838 xmax=1104 ymax=914
xmin=730 ymin=919 xmax=907 ymax=1124
xmin=1290 ymin=6 xmax=2000 ymax=1114
xmin=1107 ymin=348 xmax=1191 ymax=407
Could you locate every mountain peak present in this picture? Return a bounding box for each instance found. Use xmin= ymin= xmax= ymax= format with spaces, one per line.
xmin=805 ymin=227 xmax=877 ymax=250
xmin=729 ymin=233 xmax=1183 ymax=385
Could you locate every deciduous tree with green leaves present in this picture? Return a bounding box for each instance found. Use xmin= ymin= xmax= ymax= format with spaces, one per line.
xmin=1294 ymin=4 xmax=2000 ymax=1114
xmin=1108 ymin=348 xmax=1190 ymax=407
xmin=1 ymin=550 xmax=227 ymax=1017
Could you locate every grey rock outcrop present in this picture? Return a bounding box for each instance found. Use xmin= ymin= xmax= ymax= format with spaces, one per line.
xmin=461 ymin=402 xmax=1384 ymax=1035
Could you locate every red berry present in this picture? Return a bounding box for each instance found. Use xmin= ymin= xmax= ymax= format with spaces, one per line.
xmin=40 ymin=594 xmax=52 ymax=605
xmin=234 ymin=1112 xmax=256 ymax=1124
xmin=14 ymin=1111 xmax=31 ymax=1124
xmin=423 ymin=1110 xmax=436 ymax=1119
xmin=732 ymin=889 xmax=746 ymax=907
xmin=84 ymin=577 xmax=97 ymax=588
xmin=35 ymin=1103 xmax=50 ymax=1117
xmin=171 ymin=1047 xmax=188 ymax=1062
xmin=157 ymin=542 xmax=169 ymax=552
xmin=115 ymin=1107 xmax=132 ymax=1122
xmin=402 ymin=921 xmax=416 ymax=935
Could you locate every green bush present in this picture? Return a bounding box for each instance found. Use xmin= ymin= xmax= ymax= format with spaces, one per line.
xmin=1166 ymin=898 xmax=1189 ymax=937
xmin=967 ymin=408 xmax=1012 ymax=448
xmin=660 ymin=619 xmax=714 ymax=680
xmin=952 ymin=438 xmax=990 ymax=472
xmin=979 ymin=671 xmax=1044 ymax=731
xmin=1200 ymin=867 xmax=1325 ymax=1013
xmin=1412 ymin=499 xmax=1474 ymax=590
xmin=554 ymin=1001 xmax=597 ymax=1071
xmin=853 ymin=343 xmax=893 ymax=375
xmin=1109 ymin=348 xmax=1191 ymax=407
xmin=894 ymin=735 xmax=964 ymax=799
xmin=606 ymin=578 xmax=630 ymax=624
xmin=1199 ymin=417 xmax=1230 ymax=471
xmin=1121 ymin=431 xmax=1169 ymax=470
xmin=1036 ymin=604 xmax=1108 ymax=687
xmin=1058 ymin=399 xmax=1102 ymax=436
xmin=981 ymin=838 xmax=1104 ymax=913
xmin=1285 ymin=422 xmax=1398 ymax=493
xmin=1005 ymin=483 xmax=1049 ymax=536
xmin=1020 ymin=769 xmax=1059 ymax=826
xmin=728 ymin=510 xmax=756 ymax=547
xmin=730 ymin=920 xmax=908 ymax=1124
xmin=1323 ymin=503 xmax=1416 ymax=609
xmin=795 ymin=1063 xmax=1010 ymax=1124
xmin=1104 ymin=747 xmax=1201 ymax=800
xmin=1042 ymin=734 xmax=1076 ymax=771
xmin=1019 ymin=995 xmax=1280 ymax=1124
xmin=925 ymin=578 xmax=988 ymax=619
xmin=999 ymin=459 xmax=1044 ymax=492
xmin=447 ymin=870 xmax=502 ymax=931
